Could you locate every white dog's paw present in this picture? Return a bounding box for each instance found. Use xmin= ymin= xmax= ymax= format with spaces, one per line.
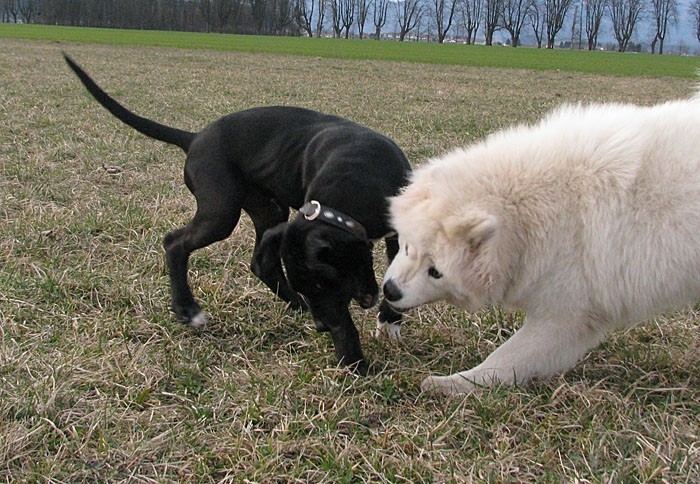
xmin=375 ymin=320 xmax=401 ymax=340
xmin=421 ymin=374 xmax=480 ymax=396
xmin=188 ymin=311 xmax=207 ymax=328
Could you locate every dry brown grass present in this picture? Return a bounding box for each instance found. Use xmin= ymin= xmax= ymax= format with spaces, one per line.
xmin=1 ymin=39 xmax=698 ymax=482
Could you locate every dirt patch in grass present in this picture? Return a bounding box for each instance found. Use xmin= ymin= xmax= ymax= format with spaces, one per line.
xmin=1 ymin=40 xmax=698 ymax=481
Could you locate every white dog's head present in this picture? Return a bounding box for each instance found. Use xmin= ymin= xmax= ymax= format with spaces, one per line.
xmin=383 ymin=152 xmax=512 ymax=312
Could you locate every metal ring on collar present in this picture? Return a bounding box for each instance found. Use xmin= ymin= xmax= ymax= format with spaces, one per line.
xmin=302 ymin=200 xmax=322 ymax=220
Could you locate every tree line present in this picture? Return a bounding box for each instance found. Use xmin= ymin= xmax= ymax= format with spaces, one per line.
xmin=3 ymin=0 xmax=700 ymax=53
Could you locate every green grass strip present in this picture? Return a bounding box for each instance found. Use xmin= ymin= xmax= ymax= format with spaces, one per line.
xmin=2 ymin=23 xmax=699 ymax=78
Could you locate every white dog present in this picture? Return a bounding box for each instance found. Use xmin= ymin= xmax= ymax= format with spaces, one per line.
xmin=383 ymin=93 xmax=700 ymax=395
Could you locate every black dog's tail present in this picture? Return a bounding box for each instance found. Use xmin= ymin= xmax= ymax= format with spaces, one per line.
xmin=63 ymin=53 xmax=195 ymax=152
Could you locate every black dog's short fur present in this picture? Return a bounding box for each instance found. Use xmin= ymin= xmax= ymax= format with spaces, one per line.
xmin=64 ymin=54 xmax=411 ymax=374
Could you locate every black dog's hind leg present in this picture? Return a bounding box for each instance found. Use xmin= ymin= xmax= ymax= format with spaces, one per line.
xmin=250 ymin=218 xmax=309 ymax=311
xmin=377 ymin=233 xmax=403 ymax=338
xmin=164 ymin=167 xmax=246 ymax=327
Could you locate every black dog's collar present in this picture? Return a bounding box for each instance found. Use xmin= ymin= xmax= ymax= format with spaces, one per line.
xmin=300 ymin=200 xmax=368 ymax=240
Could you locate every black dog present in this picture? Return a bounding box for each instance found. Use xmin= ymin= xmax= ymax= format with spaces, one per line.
xmin=64 ymin=54 xmax=411 ymax=374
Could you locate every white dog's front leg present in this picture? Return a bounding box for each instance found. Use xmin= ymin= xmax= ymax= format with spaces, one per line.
xmin=422 ymin=317 xmax=607 ymax=395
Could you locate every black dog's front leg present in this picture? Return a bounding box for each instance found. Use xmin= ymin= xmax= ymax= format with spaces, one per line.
xmin=310 ymin=302 xmax=368 ymax=375
xmin=252 ymin=222 xmax=309 ymax=311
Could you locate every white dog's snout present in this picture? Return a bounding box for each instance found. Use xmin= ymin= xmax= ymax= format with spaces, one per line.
xmin=382 ymin=278 xmax=403 ymax=303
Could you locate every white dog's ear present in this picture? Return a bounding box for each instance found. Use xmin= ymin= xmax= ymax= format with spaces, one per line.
xmin=442 ymin=209 xmax=498 ymax=250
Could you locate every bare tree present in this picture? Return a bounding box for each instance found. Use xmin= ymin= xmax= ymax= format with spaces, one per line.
xmin=649 ymin=0 xmax=677 ymax=54
xmin=251 ymin=0 xmax=268 ymax=33
xmin=544 ymin=0 xmax=574 ymax=48
xmin=315 ymin=0 xmax=327 ymax=36
xmin=162 ymin=0 xmax=186 ymax=31
xmin=339 ymin=0 xmax=355 ymax=37
xmin=459 ymin=0 xmax=483 ymax=44
xmin=500 ymin=0 xmax=531 ymax=46
xmin=4 ymin=0 xmax=19 ymax=22
xmin=608 ymin=0 xmax=645 ymax=52
xmin=199 ymin=0 xmax=215 ymax=32
xmin=357 ymin=0 xmax=370 ymax=38
xmin=569 ymin=3 xmax=579 ymax=47
xmin=373 ymin=0 xmax=389 ymax=39
xmin=19 ymin=0 xmax=42 ymax=23
xmin=483 ymin=0 xmax=502 ymax=45
xmin=432 ymin=0 xmax=459 ymax=42
xmin=271 ymin=0 xmax=295 ymax=33
xmin=212 ymin=0 xmax=235 ymax=32
xmin=294 ymin=0 xmax=315 ymax=36
xmin=395 ymin=0 xmax=425 ymax=41
xmin=528 ymin=0 xmax=545 ymax=47
xmin=584 ymin=0 xmax=607 ymax=49
xmin=139 ymin=1 xmax=162 ymax=29
xmin=692 ymin=0 xmax=700 ymax=43
xmin=330 ymin=0 xmax=343 ymax=36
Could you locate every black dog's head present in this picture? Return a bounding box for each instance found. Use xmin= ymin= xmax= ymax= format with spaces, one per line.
xmin=256 ymin=211 xmax=378 ymax=374
xmin=280 ymin=217 xmax=378 ymax=310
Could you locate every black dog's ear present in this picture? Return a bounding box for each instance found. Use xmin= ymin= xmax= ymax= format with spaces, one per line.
xmin=305 ymin=232 xmax=340 ymax=281
xmin=252 ymin=221 xmax=288 ymax=282
xmin=253 ymin=221 xmax=310 ymax=311
xmin=257 ymin=222 xmax=288 ymax=261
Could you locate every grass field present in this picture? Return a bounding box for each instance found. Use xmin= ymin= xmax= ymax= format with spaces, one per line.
xmin=2 ymin=23 xmax=700 ymax=78
xmin=1 ymin=39 xmax=699 ymax=481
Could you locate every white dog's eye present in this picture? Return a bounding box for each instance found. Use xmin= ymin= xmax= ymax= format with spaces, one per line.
xmin=428 ymin=267 xmax=443 ymax=279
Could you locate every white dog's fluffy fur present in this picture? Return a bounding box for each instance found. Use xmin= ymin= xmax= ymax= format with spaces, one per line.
xmin=383 ymin=93 xmax=700 ymax=395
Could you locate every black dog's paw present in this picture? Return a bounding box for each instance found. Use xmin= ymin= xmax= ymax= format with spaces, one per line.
xmin=313 ymin=317 xmax=330 ymax=333
xmin=342 ymin=358 xmax=374 ymax=376
xmin=286 ymin=294 xmax=310 ymax=312
xmin=172 ymin=302 xmax=206 ymax=328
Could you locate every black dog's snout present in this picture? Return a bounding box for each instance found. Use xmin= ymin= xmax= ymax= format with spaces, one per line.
xmin=358 ymin=292 xmax=379 ymax=309
xmin=383 ymin=279 xmax=403 ymax=302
